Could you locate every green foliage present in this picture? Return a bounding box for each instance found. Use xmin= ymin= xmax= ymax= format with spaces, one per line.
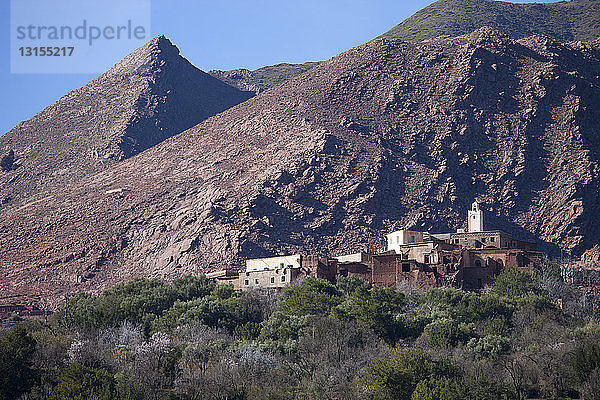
xmin=10 ymin=268 xmax=597 ymax=400
xmin=245 ymin=62 xmax=319 ymax=92
xmin=455 ymin=377 xmax=515 ymax=400
xmin=50 ymin=363 xmax=117 ymax=400
xmin=467 ymin=335 xmax=511 ymax=360
xmin=153 ymin=289 xmax=267 ymax=333
xmin=359 ymin=348 xmax=435 ymax=400
xmin=56 ymin=275 xmax=216 ymax=332
xmin=424 ymin=318 xmax=472 ymax=347
xmin=336 ymin=275 xmax=370 ymax=295
xmin=259 ymin=311 xmax=308 ymax=354
xmin=411 ymin=378 xmax=458 ymax=400
xmin=281 ymin=277 xmax=342 ymax=316
xmin=233 ymin=321 xmax=261 ymax=341
xmin=423 ymin=289 xmax=513 ymax=323
xmin=491 ymin=268 xmax=539 ymax=299
xmin=0 ymin=326 xmax=37 ymax=400
xmin=381 ymin=0 xmax=600 ymax=43
xmin=333 ymin=283 xmax=406 ymax=344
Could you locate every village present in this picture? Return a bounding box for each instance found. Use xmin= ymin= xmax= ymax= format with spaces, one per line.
xmin=208 ymin=202 xmax=545 ymax=291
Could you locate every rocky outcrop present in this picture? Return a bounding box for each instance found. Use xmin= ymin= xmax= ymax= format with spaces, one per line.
xmin=0 ymin=35 xmax=252 ymax=208
xmin=2 ymin=28 xmax=600 ymax=307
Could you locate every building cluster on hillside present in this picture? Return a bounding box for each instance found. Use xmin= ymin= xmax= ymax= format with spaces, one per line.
xmin=209 ymin=202 xmax=543 ymax=291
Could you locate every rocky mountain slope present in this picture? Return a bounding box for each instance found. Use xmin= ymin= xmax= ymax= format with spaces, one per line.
xmin=210 ymin=0 xmax=600 ymax=93
xmin=2 ymin=27 xmax=600 ymax=306
xmin=209 ymin=62 xmax=319 ymax=95
xmin=382 ymin=0 xmax=600 ymax=42
xmin=0 ymin=35 xmax=252 ymax=208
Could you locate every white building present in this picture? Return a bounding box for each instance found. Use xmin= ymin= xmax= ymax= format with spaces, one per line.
xmin=468 ymin=201 xmax=484 ymax=232
xmin=245 ymin=254 xmax=302 ymax=272
xmin=385 ymin=230 xmax=424 ymax=254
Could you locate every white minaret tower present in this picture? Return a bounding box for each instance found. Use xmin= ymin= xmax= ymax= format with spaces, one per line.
xmin=468 ymin=201 xmax=484 ymax=232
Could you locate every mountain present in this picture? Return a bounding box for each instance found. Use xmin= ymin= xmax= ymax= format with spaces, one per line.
xmin=208 ymin=0 xmax=600 ymax=93
xmin=209 ymin=62 xmax=320 ymax=95
xmin=382 ymin=0 xmax=600 ymax=42
xmin=2 ymin=27 xmax=600 ymax=306
xmin=0 ymin=35 xmax=252 ymax=207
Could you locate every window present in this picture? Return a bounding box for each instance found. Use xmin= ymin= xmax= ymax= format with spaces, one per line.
xmin=410 ymin=235 xmax=415 ymax=243
xmin=424 ymin=255 xmax=430 ymax=264
xmin=490 ymin=237 xmax=495 ymax=242
xmin=270 ymin=277 xmax=275 ymax=284
xmin=481 ymin=238 xmax=486 ymax=243
xmin=255 ymin=279 xmax=259 ymax=285
xmin=281 ymin=275 xmax=286 ymax=282
xmin=280 ymin=263 xmax=284 ymax=268
xmin=244 ymin=280 xmax=249 ymax=286
xmin=454 ymin=239 xmax=459 ymax=244
xmin=402 ymin=263 xmax=410 ymax=272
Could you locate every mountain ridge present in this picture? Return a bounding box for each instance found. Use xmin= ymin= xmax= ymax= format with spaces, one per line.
xmin=209 ymin=0 xmax=600 ymax=93
xmin=381 ymin=0 xmax=600 ymax=43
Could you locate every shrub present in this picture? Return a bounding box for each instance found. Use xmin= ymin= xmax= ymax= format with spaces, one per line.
xmin=571 ymin=340 xmax=600 ymax=383
xmin=0 ymin=150 xmax=16 ymax=172
xmin=50 ymin=363 xmax=117 ymax=400
xmin=424 ymin=318 xmax=472 ymax=347
xmin=359 ymin=348 xmax=434 ymax=400
xmin=0 ymin=326 xmax=38 ymax=400
xmin=467 ymin=335 xmax=511 ymax=360
xmin=411 ymin=378 xmax=459 ymax=400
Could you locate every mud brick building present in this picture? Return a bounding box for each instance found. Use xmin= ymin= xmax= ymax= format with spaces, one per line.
xmin=219 ymin=202 xmax=543 ymax=291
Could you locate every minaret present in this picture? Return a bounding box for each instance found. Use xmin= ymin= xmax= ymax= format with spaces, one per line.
xmin=468 ymin=201 xmax=484 ymax=232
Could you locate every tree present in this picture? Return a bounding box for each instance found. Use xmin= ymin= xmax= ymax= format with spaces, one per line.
xmin=50 ymin=363 xmax=117 ymax=400
xmin=0 ymin=325 xmax=38 ymax=400
xmin=491 ymin=268 xmax=539 ymax=299
xmin=359 ymin=348 xmax=435 ymax=400
xmin=281 ymin=277 xmax=342 ymax=316
xmin=411 ymin=378 xmax=458 ymax=400
xmin=333 ymin=284 xmax=406 ymax=344
xmin=467 ymin=335 xmax=511 ymax=360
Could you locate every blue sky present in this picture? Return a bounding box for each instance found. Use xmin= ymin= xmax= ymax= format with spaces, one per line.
xmin=1 ymin=0 xmax=559 ymax=135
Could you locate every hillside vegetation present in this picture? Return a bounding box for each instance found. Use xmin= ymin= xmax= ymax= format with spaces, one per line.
xmin=1 ymin=262 xmax=599 ymax=399
xmin=209 ymin=62 xmax=319 ymax=94
xmin=382 ymin=0 xmax=600 ymax=42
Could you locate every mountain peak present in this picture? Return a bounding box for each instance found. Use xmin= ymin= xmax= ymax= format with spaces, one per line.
xmin=106 ymin=34 xmax=180 ymax=76
xmin=0 ymin=33 xmax=252 ymax=208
